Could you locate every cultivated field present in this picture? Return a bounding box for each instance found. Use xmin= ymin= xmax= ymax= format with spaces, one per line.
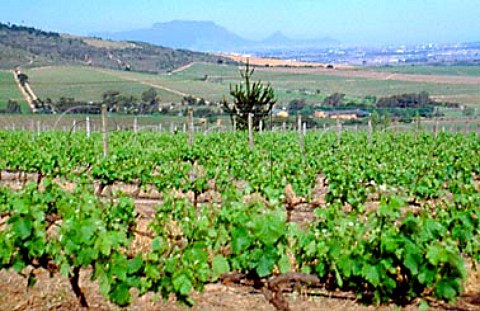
xmin=25 ymin=66 xmax=183 ymax=103
xmin=365 ymin=65 xmax=480 ymax=77
xmin=22 ymin=63 xmax=480 ymax=106
xmin=0 ymin=70 xmax=28 ymax=112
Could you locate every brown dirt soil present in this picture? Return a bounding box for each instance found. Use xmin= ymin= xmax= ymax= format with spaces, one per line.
xmin=0 ymin=268 xmax=479 ymax=311
xmin=223 ymin=54 xmax=328 ymax=68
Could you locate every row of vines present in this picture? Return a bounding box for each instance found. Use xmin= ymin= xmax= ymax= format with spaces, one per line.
xmin=0 ymin=130 xmax=479 ymax=309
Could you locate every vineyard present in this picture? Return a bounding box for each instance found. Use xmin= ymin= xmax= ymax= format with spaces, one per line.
xmin=0 ymin=129 xmax=479 ymax=310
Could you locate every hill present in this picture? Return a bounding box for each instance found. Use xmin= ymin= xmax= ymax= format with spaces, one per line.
xmin=0 ymin=22 xmax=231 ymax=73
xmin=95 ymin=20 xmax=340 ymax=53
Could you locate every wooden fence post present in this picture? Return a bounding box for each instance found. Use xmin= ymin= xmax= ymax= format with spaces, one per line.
xmin=248 ymin=113 xmax=254 ymax=149
xmin=336 ymin=118 xmax=342 ymax=145
xmin=187 ymin=108 xmax=194 ymax=146
xmin=297 ymin=114 xmax=302 ymax=135
xmin=368 ymin=117 xmax=372 ymax=144
xmin=297 ymin=114 xmax=304 ymax=151
xmin=414 ymin=115 xmax=421 ymax=141
xmin=86 ymin=116 xmax=91 ymax=138
xmin=101 ymin=104 xmax=108 ymax=157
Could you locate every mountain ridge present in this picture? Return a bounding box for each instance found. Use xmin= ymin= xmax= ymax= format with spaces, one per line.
xmin=95 ymin=20 xmax=340 ymax=52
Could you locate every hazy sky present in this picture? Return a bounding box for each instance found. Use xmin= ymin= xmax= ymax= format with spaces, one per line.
xmin=1 ymin=0 xmax=479 ymax=45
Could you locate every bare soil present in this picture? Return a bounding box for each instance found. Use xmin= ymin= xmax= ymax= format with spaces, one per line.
xmin=223 ymin=54 xmax=328 ymax=68
xmin=1 ymin=267 xmax=479 ymax=311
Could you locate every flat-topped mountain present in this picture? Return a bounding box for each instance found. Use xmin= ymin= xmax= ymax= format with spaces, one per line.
xmin=97 ymin=20 xmax=251 ymax=52
xmin=95 ymin=20 xmax=340 ymax=53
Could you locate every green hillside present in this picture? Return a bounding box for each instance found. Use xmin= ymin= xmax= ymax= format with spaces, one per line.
xmin=0 ymin=22 xmax=231 ymax=73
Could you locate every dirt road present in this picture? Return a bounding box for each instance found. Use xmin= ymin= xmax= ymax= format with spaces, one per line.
xmin=93 ymin=68 xmax=190 ymax=97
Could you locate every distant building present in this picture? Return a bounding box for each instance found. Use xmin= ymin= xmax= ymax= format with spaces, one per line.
xmin=314 ymin=109 xmax=369 ymax=120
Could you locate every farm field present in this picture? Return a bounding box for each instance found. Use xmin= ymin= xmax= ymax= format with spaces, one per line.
xmin=0 ymin=130 xmax=479 ymax=310
xmin=22 ymin=63 xmax=480 ymax=107
xmin=364 ymin=65 xmax=480 ymax=77
xmin=0 ymin=70 xmax=29 ymax=112
xmin=25 ymin=66 xmax=184 ymax=103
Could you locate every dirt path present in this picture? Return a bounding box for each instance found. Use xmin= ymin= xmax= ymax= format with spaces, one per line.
xmin=170 ymin=61 xmax=198 ymax=74
xmin=93 ymin=68 xmax=190 ymax=97
xmin=12 ymin=69 xmax=38 ymax=112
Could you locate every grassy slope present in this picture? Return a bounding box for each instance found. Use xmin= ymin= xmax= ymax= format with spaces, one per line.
xmin=25 ymin=66 xmax=183 ymax=103
xmin=0 ymin=22 xmax=232 ymax=73
xmin=25 ymin=63 xmax=480 ymax=106
xmin=0 ymin=70 xmax=29 ymax=112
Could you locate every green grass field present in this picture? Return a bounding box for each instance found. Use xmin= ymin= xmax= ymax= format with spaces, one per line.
xmin=25 ymin=66 xmax=183 ymax=103
xmin=0 ymin=70 xmax=29 ymax=112
xmin=175 ymin=63 xmax=480 ymax=105
xmin=22 ymin=63 xmax=480 ymax=107
xmin=108 ymin=63 xmax=480 ymax=105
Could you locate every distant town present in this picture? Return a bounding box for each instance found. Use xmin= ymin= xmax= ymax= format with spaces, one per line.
xmin=253 ymin=41 xmax=480 ymax=66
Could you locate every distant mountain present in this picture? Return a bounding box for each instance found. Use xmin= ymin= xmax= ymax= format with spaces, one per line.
xmin=0 ymin=22 xmax=231 ymax=72
xmin=260 ymin=31 xmax=339 ymax=49
xmin=95 ymin=20 xmax=340 ymax=53
xmin=97 ymin=20 xmax=252 ymax=52
xmin=262 ymin=31 xmax=293 ymax=45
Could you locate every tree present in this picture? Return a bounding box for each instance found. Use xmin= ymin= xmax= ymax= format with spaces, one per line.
xmin=102 ymin=90 xmax=120 ymax=111
xmin=223 ymin=61 xmax=276 ymax=130
xmin=17 ymin=73 xmax=28 ymax=86
xmin=463 ymin=107 xmax=475 ymax=117
xmin=7 ymin=100 xmax=20 ymax=113
xmin=141 ymin=87 xmax=158 ymax=104
xmin=288 ymin=99 xmax=306 ymax=114
xmin=322 ymin=92 xmax=345 ymax=106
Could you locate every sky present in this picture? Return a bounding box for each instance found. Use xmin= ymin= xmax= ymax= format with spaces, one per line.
xmin=1 ymin=0 xmax=479 ymax=45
